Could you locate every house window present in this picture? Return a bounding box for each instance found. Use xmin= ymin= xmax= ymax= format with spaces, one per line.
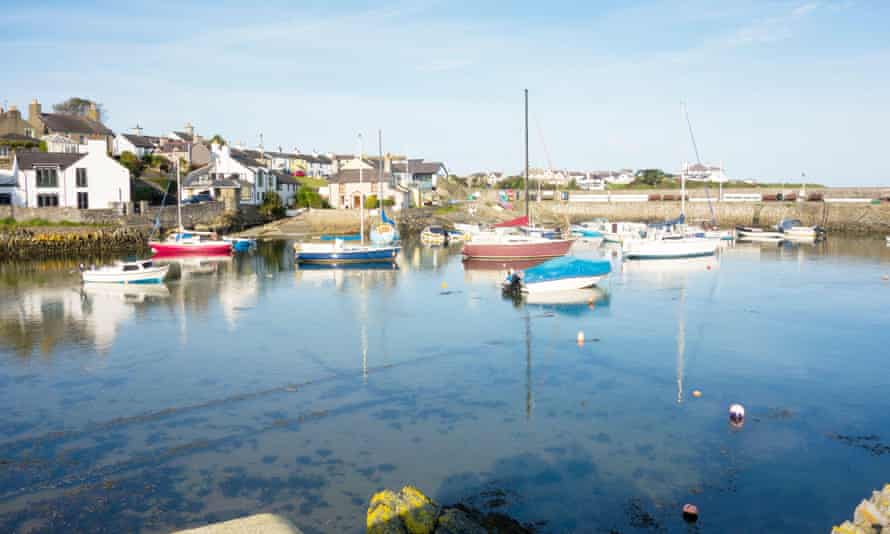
xmin=257 ymin=172 xmax=264 ymax=188
xmin=37 ymin=194 xmax=59 ymax=207
xmin=77 ymin=192 xmax=89 ymax=209
xmin=36 ymin=168 xmax=58 ymax=188
xmin=24 ymin=128 xmax=34 ymax=138
xmin=0 ymin=146 xmax=8 ymax=157
xmin=0 ymin=193 xmax=11 ymax=205
xmin=76 ymin=168 xmax=88 ymax=187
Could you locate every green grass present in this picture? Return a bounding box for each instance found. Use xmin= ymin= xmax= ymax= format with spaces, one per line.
xmin=434 ymin=205 xmax=457 ymax=215
xmin=0 ymin=217 xmax=109 ymax=228
xmin=296 ymin=175 xmax=328 ymax=189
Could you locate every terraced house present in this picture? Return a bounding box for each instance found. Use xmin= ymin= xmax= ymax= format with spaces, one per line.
xmin=27 ymin=99 xmax=114 ymax=153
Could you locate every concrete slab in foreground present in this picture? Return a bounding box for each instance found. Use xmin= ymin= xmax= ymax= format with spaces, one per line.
xmin=171 ymin=513 xmax=303 ymax=534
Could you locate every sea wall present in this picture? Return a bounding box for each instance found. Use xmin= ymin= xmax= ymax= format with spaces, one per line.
xmin=0 ymin=227 xmax=151 ymax=260
xmin=0 ymin=202 xmax=226 ymax=229
xmin=529 ymin=201 xmax=890 ymax=234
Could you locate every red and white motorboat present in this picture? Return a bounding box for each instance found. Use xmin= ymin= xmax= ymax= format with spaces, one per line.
xmin=462 ymin=233 xmax=573 ymax=260
xmin=149 ymin=230 xmax=232 ymax=256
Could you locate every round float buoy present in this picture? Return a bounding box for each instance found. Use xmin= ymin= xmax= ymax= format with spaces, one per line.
xmin=577 ymin=331 xmax=585 ymax=345
xmin=706 ymin=265 xmax=712 ymax=271
xmin=692 ymin=390 xmax=702 ymax=398
xmin=441 ymin=281 xmax=448 ymax=289
xmin=882 ymin=275 xmax=889 ymax=281
xmin=682 ymin=504 xmax=699 ymax=523
xmin=729 ymin=403 xmax=745 ymax=427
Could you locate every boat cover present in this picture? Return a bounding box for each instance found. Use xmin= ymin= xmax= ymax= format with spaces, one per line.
xmin=495 ymin=215 xmax=529 ymax=228
xmin=523 ymin=256 xmax=611 ymax=284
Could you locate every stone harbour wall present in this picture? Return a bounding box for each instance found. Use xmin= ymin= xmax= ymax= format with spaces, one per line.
xmin=528 ymin=201 xmax=890 ymax=234
xmin=0 ymin=202 xmax=226 ymax=229
xmin=0 ymin=227 xmax=151 ymax=260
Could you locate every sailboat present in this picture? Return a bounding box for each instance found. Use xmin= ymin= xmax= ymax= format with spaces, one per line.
xmin=462 ymin=90 xmax=574 ymax=261
xmin=623 ymin=104 xmax=719 ymax=260
xmin=369 ymin=131 xmax=400 ymax=245
xmin=294 ymin=133 xmax=401 ymax=264
xmin=149 ymin=156 xmax=232 ymax=256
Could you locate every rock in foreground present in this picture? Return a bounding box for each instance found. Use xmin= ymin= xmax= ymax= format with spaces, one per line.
xmin=367 ymin=486 xmax=532 ymax=534
xmin=832 ymin=484 xmax=890 ymax=533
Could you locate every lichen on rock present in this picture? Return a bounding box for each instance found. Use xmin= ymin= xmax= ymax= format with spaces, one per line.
xmin=367 ymin=486 xmax=440 ymax=534
xmin=832 ymin=484 xmax=890 ymax=534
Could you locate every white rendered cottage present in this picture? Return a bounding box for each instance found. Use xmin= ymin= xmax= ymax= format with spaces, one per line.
xmin=8 ymin=140 xmax=130 ymax=208
xmin=209 ymin=144 xmax=275 ymax=206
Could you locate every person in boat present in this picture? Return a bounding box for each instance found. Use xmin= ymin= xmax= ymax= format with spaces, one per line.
xmin=504 ymin=268 xmax=523 ymax=294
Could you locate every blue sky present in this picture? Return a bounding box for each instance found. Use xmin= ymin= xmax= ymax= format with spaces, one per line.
xmin=2 ymin=0 xmax=888 ymax=184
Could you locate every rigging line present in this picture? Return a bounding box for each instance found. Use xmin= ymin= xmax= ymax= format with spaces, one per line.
xmin=682 ymin=102 xmax=717 ymax=225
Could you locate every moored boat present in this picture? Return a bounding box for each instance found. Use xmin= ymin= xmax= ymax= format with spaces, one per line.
xmin=735 ymin=225 xmax=785 ymax=241
xmin=623 ymin=236 xmax=718 ymax=259
xmin=81 ymin=259 xmax=169 ymax=284
xmin=224 ymin=236 xmax=257 ymax=252
xmin=421 ymin=226 xmax=447 ymax=245
xmin=462 ymin=233 xmax=574 ymax=260
xmin=776 ymin=218 xmax=824 ymax=240
xmin=150 ymin=230 xmax=233 ymax=256
xmin=294 ymin=240 xmax=400 ymax=264
xmin=504 ymin=256 xmax=611 ymax=294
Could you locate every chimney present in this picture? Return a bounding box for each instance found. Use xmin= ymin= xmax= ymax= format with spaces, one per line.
xmin=132 ymin=124 xmax=143 ymax=136
xmin=185 ymin=122 xmax=194 ymax=137
xmin=86 ymin=102 xmax=99 ymax=122
xmin=28 ymin=99 xmax=42 ymax=129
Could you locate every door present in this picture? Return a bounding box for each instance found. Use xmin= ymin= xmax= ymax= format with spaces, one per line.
xmin=353 ymin=195 xmax=361 ymax=208
xmin=77 ymin=192 xmax=89 ymax=209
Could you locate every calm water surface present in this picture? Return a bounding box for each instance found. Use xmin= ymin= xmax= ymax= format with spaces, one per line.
xmin=1 ymin=239 xmax=889 ymax=533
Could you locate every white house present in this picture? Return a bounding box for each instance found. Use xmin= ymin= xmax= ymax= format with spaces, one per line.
xmin=271 ymin=170 xmax=299 ymax=207
xmin=604 ymin=170 xmax=635 ymax=186
xmin=681 ymin=162 xmax=730 ymax=184
xmin=207 ymin=144 xmax=275 ymax=206
xmin=325 ymin=161 xmax=410 ymax=210
xmin=114 ymin=133 xmax=158 ymax=158
xmin=9 ymin=139 xmax=130 ymax=209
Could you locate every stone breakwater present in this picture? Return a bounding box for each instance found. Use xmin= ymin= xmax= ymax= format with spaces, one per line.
xmin=532 ymin=201 xmax=890 ymax=234
xmin=0 ymin=227 xmax=151 ymax=260
xmin=832 ymin=483 xmax=890 ymax=533
xmin=366 ymin=486 xmax=531 ymax=534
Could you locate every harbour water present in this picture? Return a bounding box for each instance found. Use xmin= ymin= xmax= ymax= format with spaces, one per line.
xmin=1 ymin=239 xmax=889 ymax=533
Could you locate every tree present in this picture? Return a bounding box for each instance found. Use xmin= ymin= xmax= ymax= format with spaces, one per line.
xmin=366 ymin=195 xmax=379 ymax=209
xmin=636 ymin=169 xmax=669 ymax=187
xmin=259 ymin=193 xmax=285 ymax=218
xmin=53 ymin=97 xmax=106 ymax=119
xmin=209 ymin=134 xmax=226 ymax=146
xmin=294 ymin=188 xmax=327 ymax=209
xmin=118 ymin=151 xmax=144 ymax=178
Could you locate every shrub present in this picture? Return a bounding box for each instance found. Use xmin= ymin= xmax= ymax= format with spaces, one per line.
xmin=259 ymin=193 xmax=286 ymax=218
xmin=294 ymin=188 xmax=327 ymax=209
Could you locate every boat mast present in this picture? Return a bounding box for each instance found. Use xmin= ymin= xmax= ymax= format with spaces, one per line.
xmin=682 ymin=102 xmax=716 ymax=225
xmin=358 ymin=133 xmax=364 ymax=245
xmin=524 ymin=89 xmax=529 ymax=223
xmin=378 ymin=129 xmax=383 ymax=220
xmin=176 ymin=155 xmax=183 ymax=233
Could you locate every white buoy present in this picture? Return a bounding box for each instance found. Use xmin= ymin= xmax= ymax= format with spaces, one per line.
xmin=729 ymin=403 xmax=745 ymax=426
xmin=577 ymin=330 xmax=585 ymax=345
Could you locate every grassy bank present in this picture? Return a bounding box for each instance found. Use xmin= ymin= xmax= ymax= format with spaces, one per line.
xmin=1 ymin=217 xmax=110 ymax=228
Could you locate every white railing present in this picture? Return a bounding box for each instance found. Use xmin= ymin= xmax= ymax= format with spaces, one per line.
xmin=722 ymin=193 xmax=763 ymax=202
xmin=823 ymin=198 xmax=874 ymax=204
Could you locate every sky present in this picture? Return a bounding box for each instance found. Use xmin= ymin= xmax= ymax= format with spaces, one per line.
xmin=2 ymin=0 xmax=889 ymax=184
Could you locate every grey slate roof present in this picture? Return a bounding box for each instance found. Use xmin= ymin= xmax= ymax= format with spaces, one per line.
xmin=172 ymin=131 xmax=194 ymax=142
xmin=229 ymin=149 xmax=264 ymax=168
xmin=40 ymin=113 xmax=113 ymax=136
xmin=14 ymin=152 xmax=86 ymax=170
xmin=121 ymin=134 xmax=156 ymax=149
xmin=271 ymin=170 xmax=299 ymax=185
xmin=0 ymin=133 xmax=38 ymax=143
xmin=182 ymin=166 xmax=241 ymax=188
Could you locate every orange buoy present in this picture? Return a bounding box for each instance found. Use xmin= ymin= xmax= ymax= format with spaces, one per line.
xmin=576 ymin=331 xmax=585 ymax=345
xmin=441 ymin=281 xmax=448 ymax=289
xmin=692 ymin=390 xmax=702 ymax=398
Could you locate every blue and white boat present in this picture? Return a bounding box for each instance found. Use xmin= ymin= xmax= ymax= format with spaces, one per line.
xmin=294 ymin=239 xmax=400 ymax=264
xmin=81 ymin=259 xmax=169 ymax=284
xmin=504 ymin=256 xmax=611 ymax=294
xmin=223 ymin=236 xmax=257 ymax=252
xmin=320 ymin=233 xmax=361 ymax=241
xmin=370 ymin=207 xmax=399 ymax=245
xmin=570 ymin=225 xmax=604 ymax=239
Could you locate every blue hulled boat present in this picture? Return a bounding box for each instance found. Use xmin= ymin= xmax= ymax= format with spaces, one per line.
xmin=294 ymin=240 xmax=400 ymax=264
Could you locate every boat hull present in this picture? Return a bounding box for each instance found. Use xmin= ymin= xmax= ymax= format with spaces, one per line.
xmin=623 ymin=239 xmax=718 ymax=259
xmin=462 ymin=239 xmax=573 ymax=260
xmin=295 ymin=246 xmax=400 ymax=264
xmin=523 ymin=275 xmax=606 ymax=293
xmin=149 ymin=242 xmax=233 ymax=256
xmin=82 ymin=265 xmax=169 ymax=284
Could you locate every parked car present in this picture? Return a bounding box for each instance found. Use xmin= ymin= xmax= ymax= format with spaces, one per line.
xmin=184 ymin=192 xmax=212 ymax=204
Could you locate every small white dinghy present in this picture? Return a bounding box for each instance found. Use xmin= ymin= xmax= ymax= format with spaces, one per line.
xmin=503 ymin=256 xmax=611 ymax=294
xmin=735 ymin=225 xmax=784 ymax=242
xmin=81 ymin=259 xmax=169 ymax=284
